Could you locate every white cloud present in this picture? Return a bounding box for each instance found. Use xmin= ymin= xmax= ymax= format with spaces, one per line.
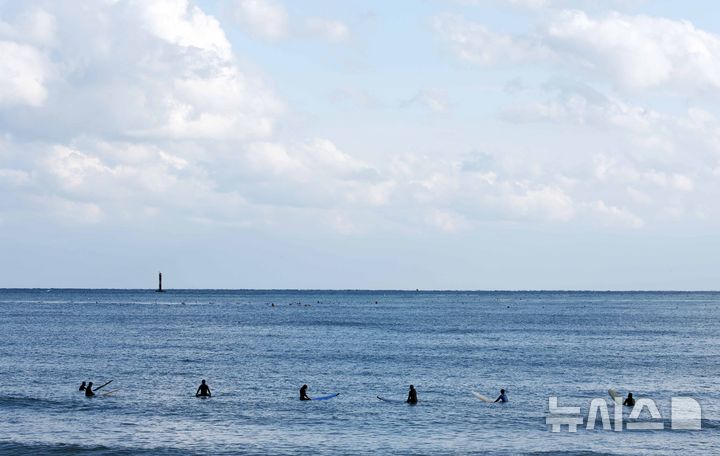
xmin=589 ymin=200 xmax=644 ymax=228
xmin=40 ymin=196 xmax=104 ymax=225
xmin=0 ymin=169 xmax=32 ymax=187
xmin=505 ymin=185 xmax=575 ymax=221
xmin=233 ymin=0 xmax=289 ymax=40
xmin=135 ymin=0 xmax=233 ymax=60
xmin=500 ymin=83 xmax=660 ymax=131
xmin=2 ymin=0 xmax=719 ymax=238
xmin=433 ymin=13 xmax=548 ymax=65
xmin=403 ymin=89 xmax=450 ymax=113
xmin=436 ymin=8 xmax=720 ymax=93
xmin=304 ymin=17 xmax=349 ymax=42
xmin=425 ymin=209 xmax=470 ymax=232
xmin=0 ymin=1 xmax=282 ymax=142
xmin=249 ymin=139 xmax=374 ymax=181
xmin=545 ymin=10 xmax=720 ymax=91
xmin=0 ymin=8 xmax=56 ymax=46
xmin=0 ymin=41 xmax=50 ymax=107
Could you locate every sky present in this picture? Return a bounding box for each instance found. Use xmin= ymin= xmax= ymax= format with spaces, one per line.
xmin=2 ymin=0 xmax=720 ymax=289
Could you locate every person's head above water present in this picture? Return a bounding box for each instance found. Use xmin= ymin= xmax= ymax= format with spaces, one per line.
xmin=201 ymin=380 xmax=206 ymax=385
xmin=301 ymin=384 xmax=308 ymax=390
xmin=87 ymin=382 xmax=93 ymax=387
xmin=409 ymin=385 xmax=415 ymax=389
xmin=80 ymin=381 xmax=86 ymax=386
xmin=501 ymin=389 xmax=505 ymax=394
xmin=627 ymin=392 xmax=633 ymax=398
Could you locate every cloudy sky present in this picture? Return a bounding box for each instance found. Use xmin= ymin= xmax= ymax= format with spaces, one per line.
xmin=2 ymin=0 xmax=720 ymax=289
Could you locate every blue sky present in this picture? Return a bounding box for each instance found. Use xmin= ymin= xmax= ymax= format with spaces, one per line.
xmin=2 ymin=0 xmax=720 ymax=289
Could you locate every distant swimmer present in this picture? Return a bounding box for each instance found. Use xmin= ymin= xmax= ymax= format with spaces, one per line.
xmin=407 ymin=385 xmax=418 ymax=404
xmin=494 ymin=389 xmax=508 ymax=403
xmin=79 ymin=381 xmax=86 ymax=391
xmin=196 ymin=380 xmax=212 ymax=397
xmin=300 ymin=384 xmax=311 ymax=401
xmin=623 ymin=392 xmax=635 ymax=407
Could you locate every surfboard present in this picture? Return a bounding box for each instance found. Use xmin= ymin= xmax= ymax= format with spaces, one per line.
xmin=312 ymin=393 xmax=339 ymax=401
xmin=472 ymin=391 xmax=494 ymax=403
xmin=608 ymin=388 xmax=621 ymax=402
xmin=102 ymin=389 xmax=121 ymax=397
xmin=377 ymin=396 xmax=406 ymax=403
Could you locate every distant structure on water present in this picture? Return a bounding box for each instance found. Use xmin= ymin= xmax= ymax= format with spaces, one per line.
xmin=156 ymin=272 xmax=166 ymax=293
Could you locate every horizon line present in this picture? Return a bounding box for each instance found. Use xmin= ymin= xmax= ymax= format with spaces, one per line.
xmin=1 ymin=288 xmax=720 ymax=293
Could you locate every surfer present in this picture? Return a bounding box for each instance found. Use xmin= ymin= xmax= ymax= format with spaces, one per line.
xmin=623 ymin=392 xmax=635 ymax=407
xmin=494 ymin=389 xmax=508 ymax=403
xmin=79 ymin=381 xmax=86 ymax=391
xmin=407 ymin=385 xmax=418 ymax=404
xmin=300 ymin=384 xmax=311 ymax=401
xmin=195 ymin=380 xmax=212 ymax=397
xmin=84 ymin=380 xmax=112 ymax=397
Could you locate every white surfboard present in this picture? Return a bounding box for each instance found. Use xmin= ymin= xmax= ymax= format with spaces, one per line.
xmin=472 ymin=391 xmax=494 ymax=403
xmin=608 ymin=388 xmax=621 ymax=402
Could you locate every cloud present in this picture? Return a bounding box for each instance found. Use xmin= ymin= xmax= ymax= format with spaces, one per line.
xmin=435 ymin=8 xmax=720 ymax=93
xmin=232 ymin=0 xmax=350 ymax=43
xmin=136 ymin=0 xmax=232 ymax=60
xmin=588 ymin=200 xmax=644 ymax=228
xmin=2 ymin=0 xmax=718 ymax=239
xmin=545 ymin=10 xmax=720 ymax=91
xmin=304 ymin=17 xmax=349 ymax=42
xmin=403 ymin=89 xmax=450 ymax=113
xmin=232 ymin=0 xmax=288 ymax=40
xmin=499 ymin=82 xmax=660 ymax=131
xmin=505 ymin=184 xmax=575 ymax=221
xmin=432 ymin=13 xmax=550 ymax=65
xmin=0 ymin=41 xmax=50 ymax=107
xmin=0 ymin=0 xmax=282 ymax=143
xmin=425 ymin=209 xmax=470 ymax=233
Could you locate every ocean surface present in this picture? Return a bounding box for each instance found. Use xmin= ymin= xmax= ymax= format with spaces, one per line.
xmin=0 ymin=289 xmax=718 ymax=455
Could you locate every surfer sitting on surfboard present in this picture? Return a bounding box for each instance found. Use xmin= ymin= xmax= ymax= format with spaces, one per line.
xmin=195 ymin=380 xmax=211 ymax=397
xmin=494 ymin=389 xmax=508 ymax=403
xmin=300 ymin=384 xmax=311 ymax=401
xmin=407 ymin=385 xmax=418 ymax=404
xmin=84 ymin=380 xmax=112 ymax=397
xmin=623 ymin=392 xmax=635 ymax=407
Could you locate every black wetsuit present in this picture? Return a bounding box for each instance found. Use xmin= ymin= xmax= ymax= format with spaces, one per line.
xmin=407 ymin=388 xmax=418 ymax=404
xmin=196 ymin=384 xmax=211 ymax=397
xmin=85 ymin=387 xmax=95 ymax=397
xmin=300 ymin=387 xmax=310 ymax=401
xmin=623 ymin=396 xmax=635 ymax=406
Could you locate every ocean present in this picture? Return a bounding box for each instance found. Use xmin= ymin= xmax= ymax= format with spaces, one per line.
xmin=0 ymin=289 xmax=717 ymax=455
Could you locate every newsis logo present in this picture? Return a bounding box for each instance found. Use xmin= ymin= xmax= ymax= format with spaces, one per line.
xmin=546 ymin=394 xmax=702 ymax=432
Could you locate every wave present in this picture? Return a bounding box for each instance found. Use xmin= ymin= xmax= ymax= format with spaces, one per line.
xmin=0 ymin=442 xmax=195 ymax=455
xmin=0 ymin=395 xmax=63 ymax=409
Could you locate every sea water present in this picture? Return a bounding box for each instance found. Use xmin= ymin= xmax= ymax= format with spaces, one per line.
xmin=0 ymin=290 xmax=718 ymax=455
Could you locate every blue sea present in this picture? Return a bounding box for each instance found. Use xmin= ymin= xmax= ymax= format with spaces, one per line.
xmin=0 ymin=290 xmax=718 ymax=455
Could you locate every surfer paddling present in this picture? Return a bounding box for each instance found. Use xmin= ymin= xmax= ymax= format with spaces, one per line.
xmin=196 ymin=380 xmax=212 ymax=397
